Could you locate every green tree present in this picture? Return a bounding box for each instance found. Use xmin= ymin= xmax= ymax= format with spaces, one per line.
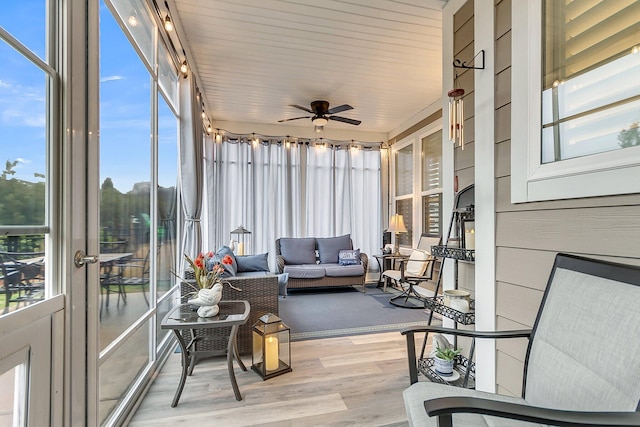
xmin=617 ymin=122 xmax=640 ymax=148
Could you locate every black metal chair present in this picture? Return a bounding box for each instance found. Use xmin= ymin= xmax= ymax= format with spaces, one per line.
xmin=0 ymin=251 xmax=45 ymax=314
xmin=401 ymin=253 xmax=640 ymax=426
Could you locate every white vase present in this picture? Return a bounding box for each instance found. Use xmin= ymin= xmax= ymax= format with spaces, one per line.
xmin=433 ymin=355 xmax=454 ymax=375
xmin=187 ymin=285 xmax=223 ymax=318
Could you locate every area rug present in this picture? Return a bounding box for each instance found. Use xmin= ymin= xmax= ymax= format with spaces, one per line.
xmin=278 ymin=285 xmax=440 ymax=341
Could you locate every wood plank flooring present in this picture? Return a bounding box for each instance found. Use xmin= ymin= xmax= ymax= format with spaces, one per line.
xmin=129 ymin=331 xmax=431 ymax=426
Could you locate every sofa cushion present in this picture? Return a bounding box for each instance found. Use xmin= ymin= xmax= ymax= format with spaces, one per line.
xmin=207 ymin=246 xmax=237 ymax=277
xmin=236 ymin=253 xmax=270 ymax=272
xmin=284 ymin=264 xmax=326 ymax=279
xmin=338 ymin=249 xmax=361 ymax=266
xmin=279 ymin=237 xmax=317 ymax=265
xmin=324 ymin=263 xmax=365 ymax=277
xmin=317 ymin=234 xmax=352 ymax=264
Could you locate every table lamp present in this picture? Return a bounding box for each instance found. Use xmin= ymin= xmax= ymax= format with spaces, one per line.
xmin=387 ymin=214 xmax=407 ymax=256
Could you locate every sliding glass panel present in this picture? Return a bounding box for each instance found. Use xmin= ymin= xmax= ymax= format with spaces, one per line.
xmin=99 ymin=0 xmax=151 ymax=346
xmin=157 ymin=94 xmax=178 ymax=299
xmin=99 ymin=320 xmax=150 ymax=424
xmin=395 ymin=199 xmax=413 ymax=246
xmin=395 ymin=144 xmax=413 ymax=196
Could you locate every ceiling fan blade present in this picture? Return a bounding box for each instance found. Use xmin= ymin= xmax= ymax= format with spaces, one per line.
xmin=289 ymin=104 xmax=313 ymax=113
xmin=327 ymin=104 xmax=353 ymax=114
xmin=329 ymin=115 xmax=361 ymax=126
xmin=278 ymin=116 xmax=311 ymax=123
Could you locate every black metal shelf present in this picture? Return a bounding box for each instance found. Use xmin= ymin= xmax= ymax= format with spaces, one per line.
xmin=418 ymin=355 xmax=476 ymax=388
xmin=431 ymin=245 xmax=475 ymax=262
xmin=424 ymin=296 xmax=475 ymax=325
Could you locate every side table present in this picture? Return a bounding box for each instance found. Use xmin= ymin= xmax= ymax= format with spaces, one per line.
xmin=161 ymin=300 xmax=251 ymax=407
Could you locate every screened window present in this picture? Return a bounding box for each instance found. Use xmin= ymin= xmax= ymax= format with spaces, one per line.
xmin=0 ymin=0 xmax=56 ymax=314
xmin=421 ymin=130 xmax=442 ymax=236
xmin=511 ymin=1 xmax=640 ymax=202
xmin=541 ymin=0 xmax=640 ymax=163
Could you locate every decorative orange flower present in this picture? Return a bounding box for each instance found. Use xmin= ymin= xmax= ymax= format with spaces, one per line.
xmin=177 ymin=252 xmax=241 ymax=294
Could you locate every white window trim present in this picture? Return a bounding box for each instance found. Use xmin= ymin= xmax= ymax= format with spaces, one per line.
xmin=511 ymin=0 xmax=640 ymax=203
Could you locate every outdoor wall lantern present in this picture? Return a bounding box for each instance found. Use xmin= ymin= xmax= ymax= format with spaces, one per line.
xmin=251 ymin=313 xmax=292 ymax=380
xmin=230 ymin=225 xmax=251 ymax=255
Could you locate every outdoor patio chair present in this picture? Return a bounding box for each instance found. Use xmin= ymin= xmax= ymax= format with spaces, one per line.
xmin=0 ymin=251 xmax=45 ymax=314
xmin=382 ymin=234 xmax=440 ymax=308
xmin=401 ymin=253 xmax=640 ymax=426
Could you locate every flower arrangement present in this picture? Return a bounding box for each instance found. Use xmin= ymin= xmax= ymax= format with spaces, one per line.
xmin=181 ymin=252 xmax=241 ymax=295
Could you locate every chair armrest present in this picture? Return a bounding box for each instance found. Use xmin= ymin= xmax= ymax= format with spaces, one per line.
xmin=401 ymin=325 xmax=532 ymax=340
xmin=275 ymin=255 xmax=285 ymax=273
xmin=402 ymin=326 xmax=531 ymax=384
xmin=424 ymin=396 xmax=640 ymax=427
xmin=359 ymin=252 xmax=368 ymax=272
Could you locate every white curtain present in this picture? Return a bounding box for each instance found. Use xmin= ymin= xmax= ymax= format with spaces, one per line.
xmin=203 ymin=141 xmax=381 ymax=270
xmin=178 ymin=77 xmax=203 ymax=269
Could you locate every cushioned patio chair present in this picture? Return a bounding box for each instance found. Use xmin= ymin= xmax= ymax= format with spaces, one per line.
xmin=382 ymin=234 xmax=440 ymax=308
xmin=401 ymin=253 xmax=640 ymax=426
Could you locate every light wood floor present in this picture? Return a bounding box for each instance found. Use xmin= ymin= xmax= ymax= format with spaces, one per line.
xmin=129 ymin=331 xmax=431 ymax=426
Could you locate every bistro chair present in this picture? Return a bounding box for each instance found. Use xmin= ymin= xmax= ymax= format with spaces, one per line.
xmin=0 ymin=251 xmax=45 ymax=314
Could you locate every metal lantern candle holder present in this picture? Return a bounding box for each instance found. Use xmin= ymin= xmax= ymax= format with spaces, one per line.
xmin=251 ymin=313 xmax=292 ymax=380
xmin=230 ymin=225 xmax=251 ymax=255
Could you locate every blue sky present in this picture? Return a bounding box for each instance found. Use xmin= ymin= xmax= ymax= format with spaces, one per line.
xmin=0 ymin=0 xmax=178 ymax=193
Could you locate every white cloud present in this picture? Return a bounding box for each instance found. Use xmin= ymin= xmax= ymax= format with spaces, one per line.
xmin=100 ymin=75 xmax=124 ymax=83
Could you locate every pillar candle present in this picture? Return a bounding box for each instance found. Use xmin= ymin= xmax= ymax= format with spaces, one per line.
xmin=465 ymin=229 xmax=475 ymax=250
xmin=237 ymin=242 xmax=245 ymax=256
xmin=265 ymin=336 xmax=279 ymax=371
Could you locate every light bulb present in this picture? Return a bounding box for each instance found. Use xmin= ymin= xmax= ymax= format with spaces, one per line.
xmin=164 ymin=16 xmax=173 ymax=32
xmin=180 ymin=61 xmax=188 ymax=76
xmin=215 ymin=131 xmax=222 ymax=143
xmin=128 ymin=15 xmax=138 ymax=27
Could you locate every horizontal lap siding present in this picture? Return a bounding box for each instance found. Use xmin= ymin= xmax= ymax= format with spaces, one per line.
xmin=493 ymin=0 xmax=640 ymax=396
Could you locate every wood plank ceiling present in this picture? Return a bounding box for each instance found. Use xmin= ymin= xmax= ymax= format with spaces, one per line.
xmin=168 ymin=0 xmax=446 ymax=135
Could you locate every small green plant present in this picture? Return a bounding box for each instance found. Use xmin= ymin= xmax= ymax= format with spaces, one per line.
xmin=434 ymin=345 xmax=461 ymax=362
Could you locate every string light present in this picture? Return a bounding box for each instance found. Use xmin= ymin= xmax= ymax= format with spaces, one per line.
xmin=204 ymin=130 xmax=381 ymax=151
xmin=180 ymin=60 xmax=188 ymax=77
xmin=164 ymin=15 xmax=173 ymax=32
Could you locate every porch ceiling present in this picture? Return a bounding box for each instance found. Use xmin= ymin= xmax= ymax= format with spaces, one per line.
xmin=168 ymin=0 xmax=446 ymax=135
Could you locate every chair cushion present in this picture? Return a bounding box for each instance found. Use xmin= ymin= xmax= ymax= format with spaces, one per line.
xmin=324 ymin=263 xmax=365 ymax=277
xmin=403 ymin=382 xmax=543 ymax=427
xmin=236 ymin=253 xmax=270 ymax=272
xmin=279 ymin=238 xmax=317 ymax=265
xmin=406 ymin=249 xmax=430 ymax=276
xmin=317 ymin=234 xmax=352 ymax=264
xmin=338 ymin=249 xmax=360 ymax=266
xmin=284 ymin=264 xmax=325 ymax=279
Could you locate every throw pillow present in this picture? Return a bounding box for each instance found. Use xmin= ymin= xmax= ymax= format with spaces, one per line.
xmin=278 ymin=237 xmax=317 ymax=265
xmin=317 ymin=234 xmax=352 ymax=264
xmin=236 ymin=253 xmax=270 ymax=272
xmin=207 ymin=246 xmax=238 ymax=277
xmin=338 ymin=249 xmax=361 ymax=266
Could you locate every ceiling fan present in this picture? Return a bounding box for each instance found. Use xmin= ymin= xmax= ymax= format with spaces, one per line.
xmin=278 ymin=100 xmax=362 ymax=127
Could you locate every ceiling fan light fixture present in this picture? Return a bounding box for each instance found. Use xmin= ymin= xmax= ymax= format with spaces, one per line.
xmin=312 ymin=116 xmax=328 ymax=126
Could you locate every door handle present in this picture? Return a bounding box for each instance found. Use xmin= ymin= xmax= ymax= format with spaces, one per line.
xmin=74 ymin=250 xmax=99 ymax=268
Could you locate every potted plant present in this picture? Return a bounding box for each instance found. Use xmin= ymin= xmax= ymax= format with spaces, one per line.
xmin=433 ymin=344 xmax=460 ymax=375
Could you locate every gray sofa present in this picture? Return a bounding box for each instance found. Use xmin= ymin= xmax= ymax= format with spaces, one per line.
xmin=275 ymin=235 xmax=368 ymax=293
